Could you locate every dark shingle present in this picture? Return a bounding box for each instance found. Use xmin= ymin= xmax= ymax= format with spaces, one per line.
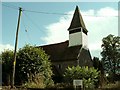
xmin=68 ymin=6 xmax=88 ymax=32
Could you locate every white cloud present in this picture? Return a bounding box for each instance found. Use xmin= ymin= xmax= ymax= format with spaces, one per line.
xmin=82 ymin=7 xmax=118 ymax=58
xmin=88 ymin=42 xmax=102 ymax=51
xmin=41 ymin=11 xmax=73 ymax=44
xmin=96 ymin=7 xmax=118 ymax=16
xmin=0 ymin=44 xmax=14 ymax=53
xmin=42 ymin=7 xmax=118 ymax=58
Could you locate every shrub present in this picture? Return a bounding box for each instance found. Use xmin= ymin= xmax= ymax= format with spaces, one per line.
xmin=0 ymin=45 xmax=54 ymax=88
xmin=64 ymin=66 xmax=100 ymax=89
xmin=23 ymin=73 xmax=45 ymax=88
xmin=0 ymin=50 xmax=14 ymax=85
xmin=15 ymin=44 xmax=54 ymax=87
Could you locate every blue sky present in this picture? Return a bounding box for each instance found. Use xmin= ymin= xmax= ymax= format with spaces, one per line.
xmin=1 ymin=2 xmax=118 ymax=58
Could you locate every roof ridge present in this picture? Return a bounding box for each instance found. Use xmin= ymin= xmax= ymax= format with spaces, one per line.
xmin=40 ymin=40 xmax=69 ymax=47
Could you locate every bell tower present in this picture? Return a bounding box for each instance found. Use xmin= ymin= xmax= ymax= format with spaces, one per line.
xmin=68 ymin=6 xmax=88 ymax=48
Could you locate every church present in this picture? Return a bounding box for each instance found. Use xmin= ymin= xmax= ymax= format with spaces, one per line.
xmin=39 ymin=6 xmax=93 ymax=82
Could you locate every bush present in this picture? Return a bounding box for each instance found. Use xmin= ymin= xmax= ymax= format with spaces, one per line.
xmin=23 ymin=73 xmax=45 ymax=88
xmin=64 ymin=66 xmax=100 ymax=89
xmin=1 ymin=45 xmax=54 ymax=88
xmin=15 ymin=44 xmax=54 ymax=87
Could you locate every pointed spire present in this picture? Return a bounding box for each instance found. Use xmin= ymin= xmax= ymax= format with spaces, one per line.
xmin=68 ymin=6 xmax=87 ymax=32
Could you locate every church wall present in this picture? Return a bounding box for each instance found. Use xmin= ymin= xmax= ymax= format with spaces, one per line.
xmin=52 ymin=60 xmax=78 ymax=75
xmin=82 ymin=32 xmax=88 ymax=48
xmin=78 ymin=49 xmax=93 ymax=67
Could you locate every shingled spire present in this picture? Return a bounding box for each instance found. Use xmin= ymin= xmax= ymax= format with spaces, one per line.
xmin=68 ymin=6 xmax=87 ymax=33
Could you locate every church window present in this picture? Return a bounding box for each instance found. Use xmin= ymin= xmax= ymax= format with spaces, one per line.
xmin=69 ymin=29 xmax=81 ymax=34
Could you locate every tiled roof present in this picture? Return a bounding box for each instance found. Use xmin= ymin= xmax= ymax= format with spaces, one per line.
xmin=39 ymin=41 xmax=82 ymax=62
xmin=68 ymin=6 xmax=87 ymax=32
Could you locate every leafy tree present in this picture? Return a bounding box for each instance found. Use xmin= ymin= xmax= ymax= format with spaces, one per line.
xmin=101 ymin=34 xmax=120 ymax=80
xmin=64 ymin=66 xmax=100 ymax=88
xmin=0 ymin=50 xmax=14 ymax=85
xmin=15 ymin=45 xmax=53 ymax=87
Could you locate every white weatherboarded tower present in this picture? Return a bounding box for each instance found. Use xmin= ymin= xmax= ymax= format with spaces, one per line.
xmin=68 ymin=6 xmax=88 ymax=48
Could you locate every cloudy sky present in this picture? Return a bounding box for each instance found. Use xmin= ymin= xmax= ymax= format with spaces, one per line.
xmin=1 ymin=2 xmax=118 ymax=59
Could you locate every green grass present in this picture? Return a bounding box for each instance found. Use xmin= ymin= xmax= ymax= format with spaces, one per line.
xmin=103 ymin=81 xmax=120 ymax=88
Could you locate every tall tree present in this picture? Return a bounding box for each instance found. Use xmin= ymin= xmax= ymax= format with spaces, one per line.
xmin=101 ymin=34 xmax=120 ymax=79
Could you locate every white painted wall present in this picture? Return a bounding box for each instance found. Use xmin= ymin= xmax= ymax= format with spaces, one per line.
xmin=69 ymin=32 xmax=82 ymax=47
xmin=82 ymin=32 xmax=88 ymax=48
xmin=69 ymin=31 xmax=88 ymax=47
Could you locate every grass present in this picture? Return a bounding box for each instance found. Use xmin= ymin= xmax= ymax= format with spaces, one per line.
xmin=1 ymin=81 xmax=120 ymax=90
xmin=95 ymin=81 xmax=120 ymax=90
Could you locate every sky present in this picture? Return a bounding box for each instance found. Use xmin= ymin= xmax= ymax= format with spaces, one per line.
xmin=1 ymin=2 xmax=119 ymax=59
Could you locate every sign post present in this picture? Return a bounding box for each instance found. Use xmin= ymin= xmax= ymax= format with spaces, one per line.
xmin=73 ymin=79 xmax=83 ymax=90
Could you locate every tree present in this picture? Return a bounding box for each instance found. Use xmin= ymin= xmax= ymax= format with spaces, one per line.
xmin=93 ymin=57 xmax=104 ymax=74
xmin=93 ymin=57 xmax=105 ymax=87
xmin=0 ymin=50 xmax=14 ymax=85
xmin=64 ymin=66 xmax=100 ymax=88
xmin=15 ymin=45 xmax=53 ymax=87
xmin=101 ymin=34 xmax=120 ymax=81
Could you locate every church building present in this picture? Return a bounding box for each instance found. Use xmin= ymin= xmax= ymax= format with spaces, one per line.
xmin=39 ymin=6 xmax=93 ymax=82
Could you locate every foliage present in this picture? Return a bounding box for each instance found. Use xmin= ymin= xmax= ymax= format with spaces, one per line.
xmin=0 ymin=45 xmax=54 ymax=87
xmin=15 ymin=44 xmax=53 ymax=87
xmin=83 ymin=78 xmax=95 ymax=88
xmin=93 ymin=57 xmax=104 ymax=73
xmin=102 ymin=81 xmax=120 ymax=89
xmin=101 ymin=34 xmax=120 ymax=79
xmin=0 ymin=50 xmax=14 ymax=85
xmin=64 ymin=66 xmax=100 ymax=88
xmin=51 ymin=83 xmax=73 ymax=89
xmin=93 ymin=57 xmax=105 ymax=87
xmin=23 ymin=73 xmax=45 ymax=88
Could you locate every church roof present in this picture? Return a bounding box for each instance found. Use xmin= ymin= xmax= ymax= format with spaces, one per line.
xmin=39 ymin=41 xmax=82 ymax=62
xmin=68 ymin=6 xmax=87 ymax=32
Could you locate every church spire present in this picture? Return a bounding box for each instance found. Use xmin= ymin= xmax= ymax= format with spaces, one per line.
xmin=68 ymin=6 xmax=88 ymax=47
xmin=68 ymin=6 xmax=87 ymax=32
